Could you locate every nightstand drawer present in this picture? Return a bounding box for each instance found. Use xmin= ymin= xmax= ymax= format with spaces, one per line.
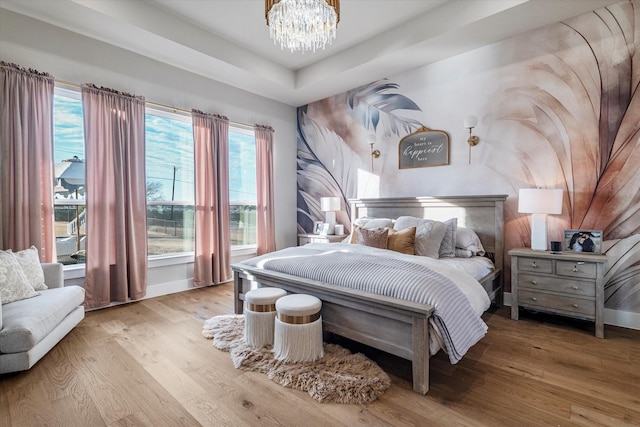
xmin=556 ymin=260 xmax=597 ymax=279
xmin=299 ymin=236 xmax=312 ymax=245
xmin=519 ymin=290 xmax=595 ymax=317
xmin=518 ymin=274 xmax=595 ymax=297
xmin=298 ymin=233 xmax=348 ymax=246
xmin=517 ymin=257 xmax=553 ymax=274
xmin=307 ymin=235 xmax=345 ymax=243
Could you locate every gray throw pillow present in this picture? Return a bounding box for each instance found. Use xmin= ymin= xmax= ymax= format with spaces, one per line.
xmin=439 ymin=218 xmax=457 ymax=258
xmin=394 ymin=216 xmax=446 ymax=259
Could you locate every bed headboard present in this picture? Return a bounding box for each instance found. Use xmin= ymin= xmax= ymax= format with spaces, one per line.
xmin=348 ymin=195 xmax=507 ymax=272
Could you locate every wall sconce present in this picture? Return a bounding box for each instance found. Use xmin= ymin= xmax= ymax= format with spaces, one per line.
xmin=370 ymin=143 xmax=380 ymax=159
xmin=464 ymin=115 xmax=479 ymax=164
xmin=370 ymin=142 xmax=380 ymax=170
xmin=518 ymin=188 xmax=563 ymax=251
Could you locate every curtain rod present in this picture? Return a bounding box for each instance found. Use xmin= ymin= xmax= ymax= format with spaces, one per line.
xmin=55 ymin=79 xmax=255 ymax=129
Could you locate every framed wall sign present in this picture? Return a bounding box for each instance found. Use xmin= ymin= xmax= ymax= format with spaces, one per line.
xmin=398 ymin=127 xmax=449 ymax=169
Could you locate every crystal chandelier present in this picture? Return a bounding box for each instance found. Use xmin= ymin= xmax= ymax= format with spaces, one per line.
xmin=265 ymin=0 xmax=340 ymax=53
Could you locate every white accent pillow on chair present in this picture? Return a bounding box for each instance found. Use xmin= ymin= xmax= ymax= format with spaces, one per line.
xmin=0 ymin=250 xmax=40 ymax=304
xmin=11 ymin=246 xmax=47 ymax=290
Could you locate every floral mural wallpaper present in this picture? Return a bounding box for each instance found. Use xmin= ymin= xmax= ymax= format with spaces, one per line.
xmin=296 ymin=1 xmax=639 ymax=316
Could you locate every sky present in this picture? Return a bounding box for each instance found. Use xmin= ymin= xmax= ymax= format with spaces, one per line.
xmin=53 ymin=93 xmax=256 ymax=203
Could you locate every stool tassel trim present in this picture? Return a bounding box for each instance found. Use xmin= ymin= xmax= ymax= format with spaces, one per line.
xmin=273 ymin=317 xmax=324 ymax=363
xmin=244 ymin=310 xmax=277 ymax=348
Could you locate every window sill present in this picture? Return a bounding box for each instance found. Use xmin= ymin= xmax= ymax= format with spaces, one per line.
xmin=62 ymin=246 xmax=257 ymax=274
xmin=149 ymin=252 xmax=194 ymax=268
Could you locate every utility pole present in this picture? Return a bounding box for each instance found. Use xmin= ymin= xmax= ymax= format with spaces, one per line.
xmin=170 ymin=166 xmax=177 ymax=220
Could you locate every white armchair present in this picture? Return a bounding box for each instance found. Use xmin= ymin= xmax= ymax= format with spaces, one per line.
xmin=0 ymin=263 xmax=85 ymax=374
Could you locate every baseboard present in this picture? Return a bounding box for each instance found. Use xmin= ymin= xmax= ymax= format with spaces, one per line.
xmin=604 ymin=308 xmax=640 ymax=331
xmin=503 ymin=292 xmax=639 ymax=331
xmin=144 ymin=279 xmax=195 ymax=299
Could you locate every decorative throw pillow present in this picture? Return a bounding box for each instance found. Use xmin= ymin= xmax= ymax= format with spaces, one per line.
xmin=387 ymin=226 xmax=416 ymax=255
xmin=455 ymin=227 xmax=486 ymax=256
xmin=0 ymin=250 xmax=40 ymax=305
xmin=394 ymin=216 xmax=446 ymax=259
xmin=438 ymin=218 xmax=458 ymax=258
xmin=349 ymin=217 xmax=395 ymax=244
xmin=356 ymin=227 xmax=389 ymax=249
xmin=11 ymin=246 xmax=47 ymax=290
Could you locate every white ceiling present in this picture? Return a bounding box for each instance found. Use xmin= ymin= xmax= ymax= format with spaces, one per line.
xmin=0 ymin=0 xmax=620 ymax=106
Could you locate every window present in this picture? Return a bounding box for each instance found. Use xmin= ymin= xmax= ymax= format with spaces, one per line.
xmin=229 ymin=126 xmax=257 ymax=247
xmin=53 ymin=87 xmax=258 ymax=264
xmin=145 ymin=108 xmax=195 ymax=256
xmin=53 ymin=88 xmax=86 ymax=265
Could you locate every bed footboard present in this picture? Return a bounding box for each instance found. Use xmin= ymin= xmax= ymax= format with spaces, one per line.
xmin=233 ymin=267 xmax=434 ymax=394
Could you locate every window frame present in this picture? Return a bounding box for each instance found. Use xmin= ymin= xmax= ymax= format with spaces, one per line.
xmin=53 ymin=87 xmax=87 ymax=266
xmin=228 ymin=124 xmax=258 ymax=250
xmin=145 ymin=105 xmax=196 ymax=258
xmin=52 ymin=86 xmax=259 ymax=266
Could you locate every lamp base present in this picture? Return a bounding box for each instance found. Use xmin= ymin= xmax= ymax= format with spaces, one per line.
xmin=530 ymin=213 xmax=548 ymax=251
xmin=324 ymin=211 xmax=336 ymax=235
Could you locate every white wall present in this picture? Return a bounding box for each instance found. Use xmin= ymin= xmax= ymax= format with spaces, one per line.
xmin=0 ymin=10 xmax=298 ymax=297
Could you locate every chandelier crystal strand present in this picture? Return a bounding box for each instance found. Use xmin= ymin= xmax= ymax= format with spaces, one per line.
xmin=267 ymin=0 xmax=339 ymax=53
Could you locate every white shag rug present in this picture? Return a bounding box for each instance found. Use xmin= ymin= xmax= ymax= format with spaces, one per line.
xmin=202 ymin=314 xmax=391 ymax=404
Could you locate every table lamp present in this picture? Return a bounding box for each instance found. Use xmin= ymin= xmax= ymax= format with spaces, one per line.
xmin=518 ymin=188 xmax=563 ymax=251
xmin=320 ymin=196 xmax=341 ymax=235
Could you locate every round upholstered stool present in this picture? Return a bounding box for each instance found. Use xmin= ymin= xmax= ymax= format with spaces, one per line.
xmin=273 ymin=294 xmax=324 ymax=363
xmin=244 ymin=287 xmax=287 ymax=348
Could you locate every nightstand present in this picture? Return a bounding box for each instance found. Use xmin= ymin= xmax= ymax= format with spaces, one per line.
xmin=509 ymin=248 xmax=607 ymax=338
xmin=298 ymin=233 xmax=347 ymax=246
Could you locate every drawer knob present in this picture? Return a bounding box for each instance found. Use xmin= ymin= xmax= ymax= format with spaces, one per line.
xmin=572 ymin=286 xmax=578 ymax=290
xmin=572 ymin=303 xmax=578 ymax=308
xmin=572 ymin=267 xmax=579 ymax=272
xmin=531 ymin=297 xmax=537 ymax=302
xmin=531 ymin=262 xmax=538 ymax=268
xmin=531 ymin=280 xmax=537 ymax=285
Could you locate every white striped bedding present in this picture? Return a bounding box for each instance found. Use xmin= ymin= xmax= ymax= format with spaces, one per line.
xmin=243 ymin=242 xmax=492 ymax=364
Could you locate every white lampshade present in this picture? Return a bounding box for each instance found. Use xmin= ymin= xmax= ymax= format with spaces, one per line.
xmin=518 ymin=188 xmax=563 ymax=251
xmin=463 ymin=115 xmax=478 ymax=129
xmin=320 ymin=197 xmax=340 ymax=212
xmin=518 ymin=188 xmax=563 ymax=214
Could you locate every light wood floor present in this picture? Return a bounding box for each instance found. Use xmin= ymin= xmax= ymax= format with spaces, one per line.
xmin=2 ymin=283 xmax=639 ymax=426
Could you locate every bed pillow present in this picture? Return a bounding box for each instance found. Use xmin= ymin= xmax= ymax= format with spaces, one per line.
xmin=455 ymin=248 xmax=474 ymax=258
xmin=349 ymin=217 xmax=395 ymax=244
xmin=387 ymin=226 xmax=416 ymax=255
xmin=456 ymin=227 xmax=486 ymax=256
xmin=11 ymin=246 xmax=47 ymax=290
xmin=356 ymin=227 xmax=389 ymax=249
xmin=0 ymin=250 xmax=40 ymax=305
xmin=394 ymin=216 xmax=446 ymax=259
xmin=438 ymin=218 xmax=458 ymax=258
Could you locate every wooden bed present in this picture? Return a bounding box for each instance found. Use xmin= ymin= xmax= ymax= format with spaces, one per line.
xmin=232 ymin=195 xmax=507 ymax=394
